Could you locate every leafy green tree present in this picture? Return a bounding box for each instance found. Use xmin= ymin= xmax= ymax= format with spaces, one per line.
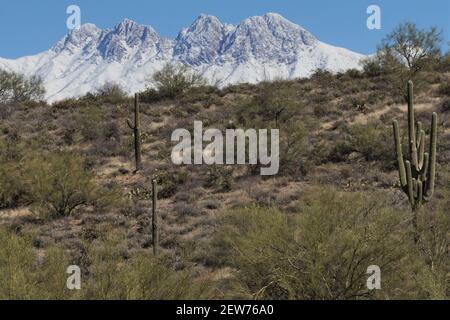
xmin=150 ymin=63 xmax=205 ymax=98
xmin=381 ymin=22 xmax=442 ymax=75
xmin=0 ymin=69 xmax=45 ymax=103
xmin=26 ymin=152 xmax=107 ymax=218
xmin=361 ymin=22 xmax=442 ymax=99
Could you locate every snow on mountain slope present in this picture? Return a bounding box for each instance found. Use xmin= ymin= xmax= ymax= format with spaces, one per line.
xmin=0 ymin=13 xmax=366 ymax=102
xmin=174 ymin=14 xmax=230 ymax=66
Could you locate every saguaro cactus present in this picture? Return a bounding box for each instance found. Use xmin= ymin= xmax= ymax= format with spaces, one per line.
xmin=127 ymin=93 xmax=142 ymax=171
xmin=152 ymin=179 xmax=159 ymax=256
xmin=393 ymin=81 xmax=438 ymax=211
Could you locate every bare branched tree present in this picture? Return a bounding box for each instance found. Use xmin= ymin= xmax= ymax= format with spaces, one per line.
xmin=0 ymin=70 xmax=45 ymax=103
xmin=380 ymin=22 xmax=442 ymax=75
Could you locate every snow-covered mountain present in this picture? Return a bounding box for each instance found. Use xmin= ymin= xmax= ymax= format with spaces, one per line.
xmin=0 ymin=13 xmax=366 ymax=102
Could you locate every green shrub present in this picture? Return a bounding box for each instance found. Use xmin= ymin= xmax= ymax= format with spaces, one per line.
xmin=313 ymin=103 xmax=331 ymax=117
xmin=95 ymin=82 xmax=128 ymax=104
xmin=216 ymin=188 xmax=433 ymax=300
xmin=78 ymin=106 xmax=105 ymax=142
xmin=438 ymin=83 xmax=450 ymax=96
xmin=414 ymin=204 xmax=450 ymax=299
xmin=279 ymin=122 xmax=312 ymax=176
xmin=0 ymin=229 xmax=73 ymax=299
xmin=441 ymin=98 xmax=450 ymax=113
xmin=233 ymin=84 xmax=299 ymax=128
xmin=204 ymin=166 xmax=234 ymax=192
xmin=0 ymin=137 xmax=29 ymax=209
xmin=290 ymin=189 xmax=413 ymax=299
xmin=154 ymin=168 xmax=189 ymax=199
xmin=0 ymin=228 xmax=36 ymax=299
xmin=0 ymin=162 xmax=29 ymax=209
xmin=436 ymin=53 xmax=450 ymax=72
xmin=326 ymin=122 xmax=394 ymax=168
xmin=310 ymin=69 xmax=336 ymax=87
xmin=25 ymin=152 xmax=108 ymax=218
xmin=361 ymin=57 xmax=384 ymax=77
xmin=80 ymin=230 xmax=213 ymax=299
xmin=0 ymin=69 xmax=45 ymax=103
xmin=344 ymin=68 xmax=363 ymax=79
xmin=216 ymin=206 xmax=294 ymax=299
xmin=139 ymin=88 xmax=166 ymax=103
xmin=327 ymin=139 xmax=354 ymax=163
xmin=0 ymin=228 xmax=213 ymax=300
xmin=348 ymin=122 xmax=394 ymax=168
xmin=149 ymin=63 xmax=206 ymax=99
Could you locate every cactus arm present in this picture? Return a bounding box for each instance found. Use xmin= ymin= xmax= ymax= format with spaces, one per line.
xmin=417 ymin=130 xmax=425 ymax=170
xmin=416 ymin=121 xmax=422 ymax=148
xmin=421 ymin=152 xmax=429 ymax=182
xmin=393 ymin=120 xmax=407 ymax=188
xmin=127 ymin=118 xmax=135 ymax=130
xmin=407 ymin=81 xmax=416 ymax=156
xmin=152 ymin=179 xmax=159 ymax=256
xmin=134 ymin=93 xmax=140 ymax=127
xmin=134 ymin=93 xmax=142 ymax=171
xmin=127 ymin=93 xmax=142 ymax=171
xmin=405 ymin=160 xmax=415 ymax=208
xmin=413 ymin=178 xmax=418 ymax=197
xmin=425 ymin=112 xmax=438 ymax=199
xmin=416 ymin=180 xmax=423 ymax=208
xmin=392 ymin=82 xmax=438 ymax=216
xmin=410 ymin=140 xmax=419 ymax=169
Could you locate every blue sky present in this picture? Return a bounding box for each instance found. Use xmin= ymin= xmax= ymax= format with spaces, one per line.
xmin=0 ymin=0 xmax=448 ymax=58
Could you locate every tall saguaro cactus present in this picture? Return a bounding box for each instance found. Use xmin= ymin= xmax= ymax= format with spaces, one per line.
xmin=127 ymin=93 xmax=142 ymax=171
xmin=393 ymin=81 xmax=438 ymax=211
xmin=152 ymin=179 xmax=159 ymax=256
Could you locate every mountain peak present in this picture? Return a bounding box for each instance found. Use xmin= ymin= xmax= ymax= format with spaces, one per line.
xmin=117 ymin=18 xmax=137 ymax=25
xmin=5 ymin=12 xmax=365 ymax=102
xmin=263 ymin=12 xmax=286 ymax=21
xmin=115 ymin=18 xmax=140 ymax=30
xmin=174 ymin=14 xmax=226 ymax=65
xmin=184 ymin=14 xmax=224 ymax=35
xmin=264 ymin=12 xmax=283 ymax=17
xmin=196 ymin=13 xmax=217 ymax=20
xmin=194 ymin=14 xmax=222 ymax=24
xmin=78 ymin=23 xmax=101 ymax=34
xmin=52 ymin=23 xmax=102 ymax=53
xmin=241 ymin=12 xmax=310 ymax=32
xmin=218 ymin=13 xmax=316 ymax=64
xmin=98 ymin=19 xmax=164 ymax=62
xmin=113 ymin=18 xmax=154 ymax=36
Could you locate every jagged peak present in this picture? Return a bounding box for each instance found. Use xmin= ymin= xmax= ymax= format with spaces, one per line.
xmin=77 ymin=23 xmax=102 ymax=34
xmin=262 ymin=12 xmax=311 ymax=34
xmin=193 ymin=14 xmax=222 ymax=25
xmin=181 ymin=14 xmax=224 ymax=35
xmin=176 ymin=14 xmax=226 ymax=43
xmin=115 ymin=18 xmax=138 ymax=30
xmin=239 ymin=12 xmax=304 ymax=30
xmin=113 ymin=18 xmax=156 ymax=36
xmin=232 ymin=12 xmax=316 ymax=46
xmin=65 ymin=23 xmax=102 ymax=39
xmin=174 ymin=14 xmax=227 ymax=65
xmin=52 ymin=23 xmax=102 ymax=53
xmin=117 ymin=18 xmax=136 ymax=25
xmin=3 ymin=12 xmax=365 ymax=102
xmin=263 ymin=12 xmax=288 ymax=22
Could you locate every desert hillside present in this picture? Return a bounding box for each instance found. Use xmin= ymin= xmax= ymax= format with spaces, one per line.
xmin=0 ymin=60 xmax=449 ymax=299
